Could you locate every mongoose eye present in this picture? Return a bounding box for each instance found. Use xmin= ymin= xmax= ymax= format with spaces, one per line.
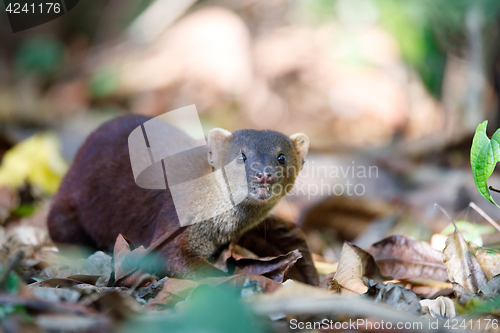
xmin=277 ymin=153 xmax=286 ymax=165
xmin=238 ymin=152 xmax=247 ymax=164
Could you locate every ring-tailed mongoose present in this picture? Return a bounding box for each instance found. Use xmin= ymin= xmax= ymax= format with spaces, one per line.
xmin=47 ymin=115 xmax=317 ymax=283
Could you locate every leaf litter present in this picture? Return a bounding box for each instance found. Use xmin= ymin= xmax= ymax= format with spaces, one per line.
xmin=2 ymin=199 xmax=500 ymax=332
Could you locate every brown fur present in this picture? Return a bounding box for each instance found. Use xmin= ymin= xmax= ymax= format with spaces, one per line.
xmin=48 ymin=115 xmax=307 ymax=279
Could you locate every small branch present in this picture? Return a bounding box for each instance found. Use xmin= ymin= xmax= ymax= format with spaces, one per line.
xmin=469 ymin=202 xmax=500 ymax=233
xmin=489 ymin=186 xmax=500 ymax=194
xmin=434 ymin=203 xmax=458 ymax=230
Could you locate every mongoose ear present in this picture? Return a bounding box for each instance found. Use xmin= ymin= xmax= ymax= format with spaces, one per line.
xmin=207 ymin=128 xmax=233 ymax=168
xmin=290 ymin=133 xmax=309 ymax=168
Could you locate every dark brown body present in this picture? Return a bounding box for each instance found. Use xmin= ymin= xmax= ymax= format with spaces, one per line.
xmin=48 ymin=115 xmax=318 ymax=282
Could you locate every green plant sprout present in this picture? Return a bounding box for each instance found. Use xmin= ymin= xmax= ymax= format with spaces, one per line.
xmin=471 ymin=120 xmax=500 ymax=207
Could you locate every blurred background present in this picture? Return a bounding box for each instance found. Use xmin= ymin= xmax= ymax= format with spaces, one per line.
xmin=1 ymin=0 xmax=500 ymax=264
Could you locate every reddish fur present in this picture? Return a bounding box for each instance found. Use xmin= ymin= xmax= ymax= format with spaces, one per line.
xmin=48 ymin=115 xmax=223 ymax=279
xmin=48 ymin=115 xmax=318 ymax=282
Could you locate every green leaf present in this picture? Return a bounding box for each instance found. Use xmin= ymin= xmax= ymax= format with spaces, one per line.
xmin=15 ymin=36 xmax=64 ymax=77
xmin=440 ymin=220 xmax=496 ymax=246
xmin=0 ymin=268 xmax=22 ymax=295
xmin=89 ymin=67 xmax=119 ymax=98
xmin=471 ymin=121 xmax=500 ymax=207
xmin=11 ymin=204 xmax=36 ymax=217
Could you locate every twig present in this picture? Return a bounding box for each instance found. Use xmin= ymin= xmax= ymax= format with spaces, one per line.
xmin=489 ymin=186 xmax=500 ymax=194
xmin=434 ymin=203 xmax=458 ymax=230
xmin=469 ymin=202 xmax=500 ymax=233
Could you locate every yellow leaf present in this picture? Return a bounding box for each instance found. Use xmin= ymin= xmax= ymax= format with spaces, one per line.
xmin=0 ymin=132 xmax=68 ymax=194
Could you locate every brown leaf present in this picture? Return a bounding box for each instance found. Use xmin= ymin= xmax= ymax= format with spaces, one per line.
xmin=215 ymin=241 xmax=303 ymax=282
xmin=148 ymin=278 xmax=201 ymax=308
xmin=43 ymin=251 xmax=112 ymax=287
xmin=113 ymin=234 xmax=132 ymax=264
xmin=321 ymin=243 xmax=384 ymax=293
xmin=469 ymin=244 xmax=500 ymax=281
xmin=66 ymin=275 xmax=101 ymax=285
xmin=367 ymin=235 xmax=448 ymax=281
xmin=333 ymin=242 xmax=369 ymax=296
xmin=148 ymin=274 xmax=282 ymax=307
xmin=231 ymin=249 xmax=302 ymax=283
xmin=113 ymin=234 xmax=147 ymax=284
xmin=79 ymin=291 xmax=138 ymax=320
xmin=213 ymin=243 xmax=257 ymax=273
xmin=237 ymin=216 xmax=319 ymax=285
xmin=443 ymin=227 xmax=488 ymax=302
xmin=213 ymin=243 xmax=235 ymax=273
xmin=351 ymin=244 xmax=385 ymax=281
xmin=30 ymin=278 xmax=88 ymax=288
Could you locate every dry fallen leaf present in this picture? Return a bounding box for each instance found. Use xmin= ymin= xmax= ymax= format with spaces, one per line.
xmin=469 ymin=244 xmax=500 ymax=281
xmin=476 ymin=274 xmax=500 ymax=300
xmin=43 ymin=251 xmax=113 ymax=287
xmin=333 ymin=242 xmax=370 ymax=296
xmin=147 ymin=278 xmax=201 ymax=308
xmin=214 ymin=243 xmax=258 ymax=272
xmin=113 ymin=234 xmax=134 ymax=280
xmin=113 ymin=234 xmax=148 ymax=286
xmin=5 ymin=225 xmax=52 ymax=251
xmin=222 ymin=248 xmax=303 ymax=283
xmin=442 ymin=223 xmax=488 ymax=302
xmin=351 ymin=244 xmax=385 ymax=281
xmin=29 ymin=278 xmax=90 ymax=289
xmin=237 ymin=216 xmax=319 ymax=285
xmin=364 ymin=280 xmax=422 ymax=316
xmin=148 ymin=273 xmax=282 ymax=308
xmin=367 ymin=235 xmax=448 ymax=281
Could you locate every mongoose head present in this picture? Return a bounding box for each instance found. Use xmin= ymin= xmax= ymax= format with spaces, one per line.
xmin=207 ymin=128 xmax=309 ymax=205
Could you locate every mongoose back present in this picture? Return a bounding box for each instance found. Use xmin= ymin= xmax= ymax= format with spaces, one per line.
xmin=48 ymin=115 xmax=310 ymax=279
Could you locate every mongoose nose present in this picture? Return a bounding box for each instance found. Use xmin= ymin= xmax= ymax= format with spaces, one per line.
xmin=255 ymin=171 xmax=273 ymax=183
